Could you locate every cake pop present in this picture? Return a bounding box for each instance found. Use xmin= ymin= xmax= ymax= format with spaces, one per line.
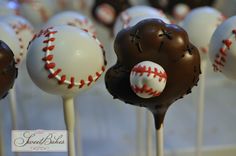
xmin=44 ymin=11 xmax=96 ymax=35
xmin=148 ymin=0 xmax=215 ymax=16
xmin=19 ymin=0 xmax=57 ymax=26
xmin=0 ymin=22 xmax=21 ymax=64
xmin=92 ymin=0 xmax=131 ymax=29
xmin=105 ymin=19 xmax=201 ymax=129
xmin=27 ymin=25 xmax=106 ymax=156
xmin=2 ymin=15 xmax=34 ymax=64
xmin=114 ymin=6 xmax=170 ymax=35
xmin=182 ymin=7 xmax=224 ymax=60
xmin=209 ymin=16 xmax=236 ymax=80
xmin=0 ymin=40 xmax=18 ymax=99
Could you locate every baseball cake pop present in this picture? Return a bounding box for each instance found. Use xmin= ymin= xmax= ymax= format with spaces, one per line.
xmin=92 ymin=0 xmax=131 ymax=29
xmin=0 ymin=40 xmax=18 ymax=99
xmin=105 ymin=19 xmax=201 ymax=129
xmin=209 ymin=16 xmax=236 ymax=80
xmin=26 ymin=25 xmax=106 ymax=156
xmin=182 ymin=7 xmax=225 ymax=60
xmin=114 ymin=6 xmax=170 ymax=36
xmin=148 ymin=0 xmax=216 ymax=16
xmin=44 ymin=11 xmax=96 ymax=35
xmin=2 ymin=15 xmax=34 ymax=64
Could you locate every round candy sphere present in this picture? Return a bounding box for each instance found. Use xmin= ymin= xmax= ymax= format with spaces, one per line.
xmin=182 ymin=7 xmax=224 ymax=59
xmin=0 ymin=22 xmax=21 ymax=64
xmin=44 ymin=11 xmax=96 ymax=35
xmin=19 ymin=0 xmax=57 ymax=26
xmin=2 ymin=15 xmax=34 ymax=64
xmin=26 ymin=25 xmax=106 ymax=97
xmin=114 ymin=6 xmax=170 ymax=35
xmin=0 ymin=40 xmax=18 ymax=99
xmin=209 ymin=16 xmax=236 ymax=80
xmin=92 ymin=0 xmax=131 ymax=29
xmin=130 ymin=61 xmax=167 ymax=99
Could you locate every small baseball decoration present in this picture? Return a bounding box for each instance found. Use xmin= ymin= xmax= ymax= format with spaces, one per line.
xmin=2 ymin=15 xmax=34 ymax=64
xmin=19 ymin=0 xmax=57 ymax=26
xmin=27 ymin=25 xmax=106 ymax=156
xmin=130 ymin=61 xmax=167 ymax=99
xmin=209 ymin=16 xmax=236 ymax=80
xmin=114 ymin=6 xmax=169 ymax=35
xmin=182 ymin=7 xmax=225 ymax=59
xmin=44 ymin=11 xmax=96 ymax=35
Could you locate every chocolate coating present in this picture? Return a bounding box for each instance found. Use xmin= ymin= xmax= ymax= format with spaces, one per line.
xmin=0 ymin=40 xmax=17 ymax=99
xmin=92 ymin=0 xmax=131 ymax=29
xmin=148 ymin=0 xmax=215 ymax=15
xmin=105 ymin=19 xmax=201 ymax=129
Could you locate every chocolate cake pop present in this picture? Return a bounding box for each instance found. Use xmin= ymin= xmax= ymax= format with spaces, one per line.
xmin=92 ymin=0 xmax=131 ymax=29
xmin=148 ymin=0 xmax=215 ymax=16
xmin=105 ymin=19 xmax=201 ymax=129
xmin=0 ymin=40 xmax=18 ymax=99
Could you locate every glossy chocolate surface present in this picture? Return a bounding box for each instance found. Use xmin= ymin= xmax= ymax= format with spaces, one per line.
xmin=105 ymin=19 xmax=201 ymax=129
xmin=0 ymin=40 xmax=17 ymax=99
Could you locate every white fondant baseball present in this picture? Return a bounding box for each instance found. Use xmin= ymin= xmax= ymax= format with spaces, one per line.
xmin=114 ymin=5 xmax=169 ymax=35
xmin=209 ymin=16 xmax=236 ymax=80
xmin=0 ymin=22 xmax=21 ymax=64
xmin=182 ymin=7 xmax=225 ymax=60
xmin=2 ymin=15 xmax=34 ymax=64
xmin=130 ymin=61 xmax=167 ymax=99
xmin=44 ymin=11 xmax=96 ymax=35
xmin=19 ymin=0 xmax=57 ymax=26
xmin=26 ymin=25 xmax=106 ymax=97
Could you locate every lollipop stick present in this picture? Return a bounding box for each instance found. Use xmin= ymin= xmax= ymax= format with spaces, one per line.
xmin=196 ymin=61 xmax=207 ymax=156
xmin=75 ymin=104 xmax=83 ymax=156
xmin=9 ymin=86 xmax=17 ymax=130
xmin=156 ymin=124 xmax=164 ymax=156
xmin=136 ymin=107 xmax=144 ymax=156
xmin=62 ymin=97 xmax=76 ymax=156
xmin=146 ymin=110 xmax=153 ymax=156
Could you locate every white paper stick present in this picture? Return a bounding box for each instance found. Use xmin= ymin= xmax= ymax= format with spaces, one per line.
xmin=62 ymin=97 xmax=76 ymax=156
xmin=9 ymin=86 xmax=17 ymax=130
xmin=196 ymin=61 xmax=207 ymax=156
xmin=146 ymin=110 xmax=153 ymax=156
xmin=136 ymin=107 xmax=144 ymax=156
xmin=156 ymin=124 xmax=164 ymax=156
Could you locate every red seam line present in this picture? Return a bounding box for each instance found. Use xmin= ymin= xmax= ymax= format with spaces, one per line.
xmin=87 ymin=75 xmax=93 ymax=86
xmin=48 ymin=69 xmax=62 ymax=79
xmin=58 ymin=75 xmax=66 ymax=84
xmin=68 ymin=77 xmax=75 ymax=89
xmin=79 ymin=80 xmax=85 ymax=88
xmin=45 ymin=63 xmax=56 ymax=69
xmin=43 ymin=38 xmax=55 ymax=43
xmin=131 ymin=84 xmax=161 ymax=97
xmin=223 ymin=39 xmax=232 ymax=49
xmin=42 ymin=45 xmax=55 ymax=52
xmin=42 ymin=55 xmax=53 ymax=61
xmin=132 ymin=65 xmax=167 ymax=79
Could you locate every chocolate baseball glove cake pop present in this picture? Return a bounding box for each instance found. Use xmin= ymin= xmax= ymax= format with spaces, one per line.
xmin=0 ymin=40 xmax=18 ymax=99
xmin=92 ymin=0 xmax=131 ymax=29
xmin=105 ymin=19 xmax=201 ymax=129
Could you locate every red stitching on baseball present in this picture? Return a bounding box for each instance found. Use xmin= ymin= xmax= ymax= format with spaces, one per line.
xmin=131 ymin=65 xmax=167 ymax=81
xmin=10 ymin=22 xmax=34 ymax=64
xmin=131 ymin=84 xmax=161 ymax=97
xmin=29 ymin=27 xmax=106 ymax=89
xmin=213 ymin=31 xmax=235 ymax=72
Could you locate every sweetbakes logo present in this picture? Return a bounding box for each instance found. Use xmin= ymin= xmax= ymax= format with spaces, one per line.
xmin=12 ymin=130 xmax=67 ymax=152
